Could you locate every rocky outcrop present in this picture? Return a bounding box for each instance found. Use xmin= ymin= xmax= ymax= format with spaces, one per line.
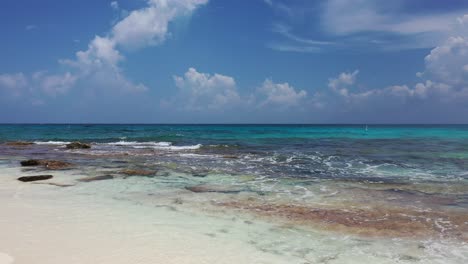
xmin=18 ymin=175 xmax=53 ymax=182
xmin=66 ymin=142 xmax=91 ymax=149
xmin=20 ymin=159 xmax=72 ymax=170
xmin=5 ymin=141 xmax=34 ymax=146
xmin=20 ymin=159 xmax=41 ymax=166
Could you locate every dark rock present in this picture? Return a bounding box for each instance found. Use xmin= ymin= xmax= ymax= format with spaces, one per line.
xmin=120 ymin=169 xmax=154 ymax=176
xmin=20 ymin=159 xmax=72 ymax=170
xmin=6 ymin=141 xmax=34 ymax=146
xmin=78 ymin=175 xmax=114 ymax=182
xmin=222 ymin=155 xmax=238 ymax=159
xmin=66 ymin=142 xmax=91 ymax=149
xmin=191 ymin=172 xmax=207 ymax=178
xmin=20 ymin=159 xmax=41 ymax=166
xmin=18 ymin=175 xmax=53 ymax=182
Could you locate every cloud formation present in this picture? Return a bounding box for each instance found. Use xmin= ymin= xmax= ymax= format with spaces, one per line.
xmin=257 ymin=79 xmax=307 ymax=107
xmin=1 ymin=0 xmax=208 ymax=102
xmin=328 ymin=70 xmax=359 ymax=97
xmin=170 ymin=67 xmax=241 ymax=110
xmin=60 ymin=0 xmax=208 ymax=93
xmin=266 ymin=0 xmax=468 ymax=52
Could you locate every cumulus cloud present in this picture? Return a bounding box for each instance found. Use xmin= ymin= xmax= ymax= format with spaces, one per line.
xmin=328 ymin=70 xmax=359 ymax=97
xmin=112 ymin=0 xmax=207 ymax=50
xmin=171 ymin=67 xmax=241 ymax=110
xmin=166 ymin=68 xmax=309 ymax=111
xmin=1 ymin=0 xmax=208 ymax=102
xmin=257 ymin=79 xmax=307 ymax=107
xmin=60 ymin=0 xmax=207 ymax=94
xmin=0 ymin=71 xmax=78 ymax=102
xmin=424 ymin=36 xmax=468 ymax=85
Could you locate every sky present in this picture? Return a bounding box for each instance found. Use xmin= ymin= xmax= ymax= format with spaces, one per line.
xmin=1 ymin=0 xmax=468 ymax=124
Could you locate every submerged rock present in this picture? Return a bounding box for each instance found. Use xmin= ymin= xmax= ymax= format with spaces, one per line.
xmin=20 ymin=159 xmax=72 ymax=170
xmin=20 ymin=159 xmax=41 ymax=166
xmin=5 ymin=141 xmax=34 ymax=146
xmin=43 ymin=160 xmax=73 ymax=170
xmin=78 ymin=175 xmax=114 ymax=182
xmin=185 ymin=185 xmax=242 ymax=194
xmin=222 ymin=155 xmax=239 ymax=159
xmin=66 ymin=142 xmax=91 ymax=149
xmin=18 ymin=175 xmax=53 ymax=182
xmin=120 ymin=169 xmax=155 ymax=176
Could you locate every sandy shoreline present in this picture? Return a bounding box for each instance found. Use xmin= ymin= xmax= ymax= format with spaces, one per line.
xmin=1 ymin=155 xmax=467 ymax=264
xmin=0 ymin=168 xmax=294 ymax=264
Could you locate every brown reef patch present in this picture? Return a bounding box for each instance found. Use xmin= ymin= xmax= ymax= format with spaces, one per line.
xmin=217 ymin=200 xmax=468 ymax=240
xmin=20 ymin=159 xmax=73 ymax=170
xmin=5 ymin=141 xmax=34 ymax=146
xmin=120 ymin=169 xmax=155 ymax=177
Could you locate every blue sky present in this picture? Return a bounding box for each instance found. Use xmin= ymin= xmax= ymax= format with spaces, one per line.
xmin=1 ymin=0 xmax=468 ymax=123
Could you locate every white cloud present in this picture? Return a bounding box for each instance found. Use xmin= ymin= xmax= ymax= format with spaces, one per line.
xmin=172 ymin=67 xmax=241 ymax=110
xmin=257 ymin=79 xmax=307 ymax=106
xmin=322 ymin=0 xmax=462 ymax=36
xmin=424 ymin=36 xmax=468 ymax=85
xmin=110 ymin=1 xmax=119 ymax=10
xmin=112 ymin=0 xmax=208 ymax=50
xmin=166 ymin=69 xmax=309 ymax=112
xmin=37 ymin=72 xmax=78 ymax=96
xmin=272 ymin=24 xmax=335 ymax=46
xmin=59 ymin=0 xmax=207 ymax=94
xmin=1 ymin=0 xmax=207 ymax=100
xmin=0 ymin=73 xmax=28 ymax=90
xmin=62 ymin=36 xmax=122 ymax=72
xmin=267 ymin=43 xmax=322 ymax=53
xmin=267 ymin=1 xmax=468 ymax=51
xmin=328 ymin=70 xmax=359 ymax=97
xmin=0 ymin=73 xmax=28 ymax=96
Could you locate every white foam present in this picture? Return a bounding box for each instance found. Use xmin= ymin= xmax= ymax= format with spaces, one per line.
xmin=106 ymin=141 xmax=172 ymax=147
xmin=105 ymin=141 xmax=201 ymax=151
xmin=33 ymin=141 xmax=71 ymax=145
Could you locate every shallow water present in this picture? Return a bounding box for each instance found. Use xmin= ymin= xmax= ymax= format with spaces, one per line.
xmin=1 ymin=125 xmax=468 ymax=263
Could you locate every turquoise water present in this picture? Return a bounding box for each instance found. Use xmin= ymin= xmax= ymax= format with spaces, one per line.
xmin=1 ymin=124 xmax=468 ymax=183
xmin=1 ymin=124 xmax=468 ymax=142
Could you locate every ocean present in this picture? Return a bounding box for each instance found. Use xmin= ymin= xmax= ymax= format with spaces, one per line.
xmin=1 ymin=124 xmax=467 ymax=263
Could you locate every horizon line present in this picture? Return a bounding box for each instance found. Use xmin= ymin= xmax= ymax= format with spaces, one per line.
xmin=0 ymin=123 xmax=467 ymax=126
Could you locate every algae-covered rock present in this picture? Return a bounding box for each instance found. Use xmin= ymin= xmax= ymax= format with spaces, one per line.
xmin=18 ymin=175 xmax=53 ymax=182
xmin=66 ymin=142 xmax=91 ymax=149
